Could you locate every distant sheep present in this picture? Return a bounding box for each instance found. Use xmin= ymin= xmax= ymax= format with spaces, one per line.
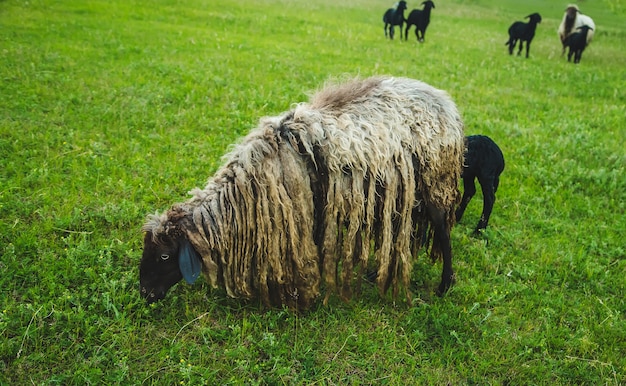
xmin=405 ymin=1 xmax=436 ymax=42
xmin=383 ymin=1 xmax=408 ymax=40
xmin=505 ymin=13 xmax=542 ymax=58
xmin=564 ymin=25 xmax=594 ymax=63
xmin=455 ymin=135 xmax=504 ymax=233
xmin=139 ymin=76 xmax=465 ymax=309
xmin=558 ymin=4 xmax=595 ymax=56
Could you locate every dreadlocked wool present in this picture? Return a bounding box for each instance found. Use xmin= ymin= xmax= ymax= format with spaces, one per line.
xmin=143 ymin=76 xmax=464 ymax=309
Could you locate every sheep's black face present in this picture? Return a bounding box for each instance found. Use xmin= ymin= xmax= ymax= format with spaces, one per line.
xmin=140 ymin=232 xmax=183 ymax=303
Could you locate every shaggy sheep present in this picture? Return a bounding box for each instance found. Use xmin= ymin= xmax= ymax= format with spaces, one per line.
xmin=404 ymin=1 xmax=436 ymax=43
xmin=455 ymin=135 xmax=505 ymax=234
xmin=505 ymin=13 xmax=542 ymax=58
xmin=383 ymin=1 xmax=408 ymax=40
xmin=564 ymin=25 xmax=594 ymax=63
xmin=139 ymin=76 xmax=465 ymax=309
xmin=558 ymin=4 xmax=595 ymax=56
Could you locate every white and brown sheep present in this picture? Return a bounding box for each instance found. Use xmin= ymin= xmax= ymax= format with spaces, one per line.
xmin=139 ymin=76 xmax=465 ymax=309
xmin=558 ymin=4 xmax=595 ymax=56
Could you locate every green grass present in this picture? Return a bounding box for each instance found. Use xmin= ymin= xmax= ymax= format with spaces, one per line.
xmin=1 ymin=0 xmax=625 ymax=383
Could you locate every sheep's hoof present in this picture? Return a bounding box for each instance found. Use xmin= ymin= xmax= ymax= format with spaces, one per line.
xmin=436 ymin=274 xmax=456 ymax=297
xmin=472 ymin=228 xmax=490 ymax=246
xmin=472 ymin=227 xmax=486 ymax=237
xmin=364 ymin=270 xmax=378 ymax=283
xmin=436 ymin=283 xmax=446 ymax=297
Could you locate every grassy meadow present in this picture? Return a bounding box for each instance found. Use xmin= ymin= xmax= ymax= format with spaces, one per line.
xmin=1 ymin=0 xmax=625 ymax=383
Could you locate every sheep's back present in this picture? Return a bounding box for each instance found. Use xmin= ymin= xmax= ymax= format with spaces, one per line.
xmin=293 ymin=76 xmax=464 ymax=210
xmin=576 ymin=14 xmax=595 ymax=43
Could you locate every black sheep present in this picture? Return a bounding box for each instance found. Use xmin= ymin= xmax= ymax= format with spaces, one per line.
xmin=505 ymin=13 xmax=542 ymax=58
xmin=383 ymin=1 xmax=408 ymax=40
xmin=404 ymin=1 xmax=435 ymax=42
xmin=564 ymin=25 xmax=594 ymax=63
xmin=455 ymin=135 xmax=505 ymax=233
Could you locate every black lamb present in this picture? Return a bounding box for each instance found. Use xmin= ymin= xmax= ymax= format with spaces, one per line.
xmin=564 ymin=25 xmax=594 ymax=63
xmin=505 ymin=13 xmax=542 ymax=58
xmin=404 ymin=1 xmax=435 ymax=42
xmin=383 ymin=1 xmax=408 ymax=40
xmin=455 ymin=135 xmax=505 ymax=233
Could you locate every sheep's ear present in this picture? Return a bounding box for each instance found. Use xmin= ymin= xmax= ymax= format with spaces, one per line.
xmin=179 ymin=239 xmax=202 ymax=284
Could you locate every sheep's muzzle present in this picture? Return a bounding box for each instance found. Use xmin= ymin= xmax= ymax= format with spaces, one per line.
xmin=140 ymin=284 xmax=168 ymax=304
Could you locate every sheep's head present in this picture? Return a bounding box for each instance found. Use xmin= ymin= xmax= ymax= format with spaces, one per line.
xmin=397 ymin=1 xmax=407 ymax=11
xmin=526 ymin=13 xmax=542 ymax=24
xmin=566 ymin=5 xmax=580 ymax=19
xmin=139 ymin=209 xmax=202 ymax=303
xmin=422 ymin=1 xmax=435 ymax=9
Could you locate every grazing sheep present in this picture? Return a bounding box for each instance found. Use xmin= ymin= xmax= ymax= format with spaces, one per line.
xmin=405 ymin=1 xmax=436 ymax=42
xmin=455 ymin=135 xmax=505 ymax=233
xmin=383 ymin=1 xmax=408 ymax=40
xmin=140 ymin=76 xmax=465 ymax=309
xmin=564 ymin=25 xmax=594 ymax=63
xmin=505 ymin=13 xmax=542 ymax=58
xmin=558 ymin=4 xmax=595 ymax=56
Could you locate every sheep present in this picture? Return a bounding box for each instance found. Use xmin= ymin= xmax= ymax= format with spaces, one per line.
xmin=404 ymin=1 xmax=435 ymax=43
xmin=558 ymin=4 xmax=595 ymax=56
xmin=564 ymin=25 xmax=594 ymax=63
xmin=505 ymin=13 xmax=542 ymax=58
xmin=139 ymin=76 xmax=465 ymax=310
xmin=455 ymin=135 xmax=505 ymax=234
xmin=383 ymin=1 xmax=408 ymax=40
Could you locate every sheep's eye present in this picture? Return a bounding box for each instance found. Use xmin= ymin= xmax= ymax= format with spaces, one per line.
xmin=160 ymin=254 xmax=170 ymax=261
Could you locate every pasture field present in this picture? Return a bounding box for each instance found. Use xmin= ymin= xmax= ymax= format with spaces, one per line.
xmin=1 ymin=0 xmax=625 ymax=383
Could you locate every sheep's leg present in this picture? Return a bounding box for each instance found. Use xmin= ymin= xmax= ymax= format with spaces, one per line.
xmin=525 ymin=41 xmax=531 ymax=58
xmin=436 ymin=221 xmax=454 ymax=296
xmin=404 ymin=23 xmax=417 ymax=41
xmin=384 ymin=23 xmax=388 ymax=38
xmin=476 ymin=176 xmax=496 ymax=232
xmin=427 ymin=205 xmax=454 ymax=296
xmin=567 ymin=48 xmax=574 ymax=62
xmin=493 ymin=174 xmax=500 ymax=194
xmin=517 ymin=41 xmax=524 ymax=56
xmin=389 ymin=25 xmax=394 ymax=40
xmin=455 ymin=176 xmax=476 ymax=222
xmin=507 ymin=38 xmax=515 ymax=55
